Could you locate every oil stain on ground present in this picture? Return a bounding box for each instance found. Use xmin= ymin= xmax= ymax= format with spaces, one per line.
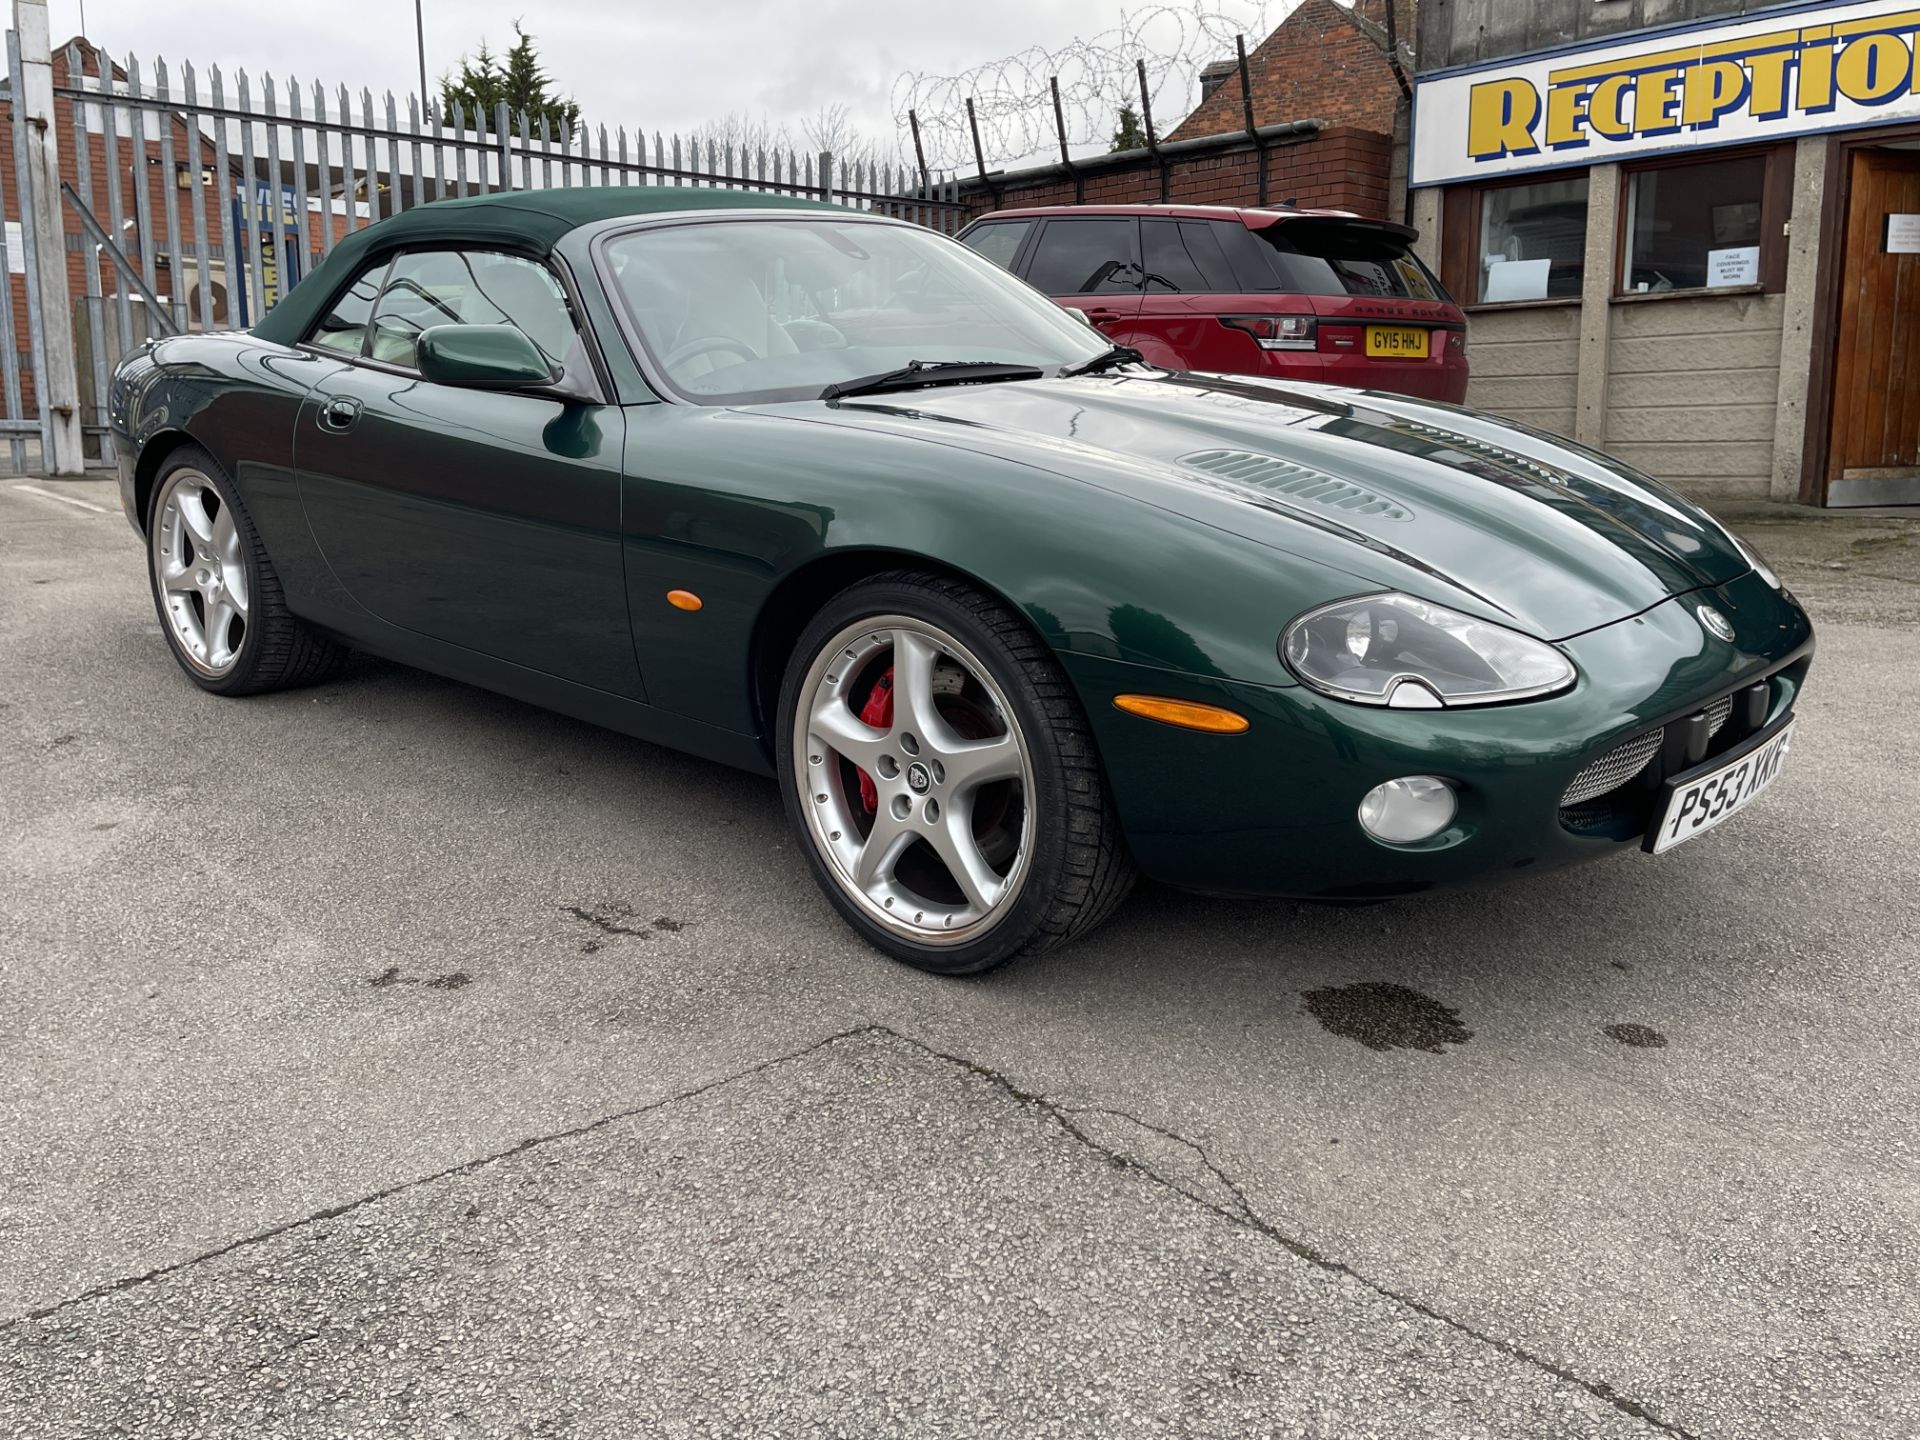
xmin=562 ymin=902 xmax=689 ymax=953
xmin=367 ymin=965 xmax=472 ymax=992
xmin=1300 ymin=982 xmax=1473 ymax=1054
xmin=1603 ymin=1022 xmax=1668 ymax=1048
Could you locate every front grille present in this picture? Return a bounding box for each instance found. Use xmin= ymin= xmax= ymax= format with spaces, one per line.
xmin=1558 ymin=692 xmax=1745 ymax=810
xmin=1561 ymin=728 xmax=1664 ymax=808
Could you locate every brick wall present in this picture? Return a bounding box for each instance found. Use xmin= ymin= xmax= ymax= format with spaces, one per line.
xmin=1167 ymin=0 xmax=1407 ymax=142
xmin=958 ymin=125 xmax=1395 ymax=225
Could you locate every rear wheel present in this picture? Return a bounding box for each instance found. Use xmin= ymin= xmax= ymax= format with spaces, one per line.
xmin=147 ymin=445 xmax=347 ymax=695
xmin=777 ymin=572 xmax=1135 ymax=973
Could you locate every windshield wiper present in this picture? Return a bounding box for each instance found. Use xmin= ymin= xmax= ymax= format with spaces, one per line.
xmin=1060 ymin=344 xmax=1147 ymax=378
xmin=821 ymin=359 xmax=1044 ymax=401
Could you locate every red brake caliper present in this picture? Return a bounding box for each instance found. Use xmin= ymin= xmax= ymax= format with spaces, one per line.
xmin=855 ymin=666 xmax=894 ymax=815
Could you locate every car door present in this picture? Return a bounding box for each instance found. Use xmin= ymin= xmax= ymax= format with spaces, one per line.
xmin=1020 ymin=217 xmax=1144 ymax=337
xmin=294 ymin=247 xmax=641 ymax=698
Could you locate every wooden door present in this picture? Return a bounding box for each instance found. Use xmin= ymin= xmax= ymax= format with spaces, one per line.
xmin=1828 ymin=150 xmax=1920 ymax=499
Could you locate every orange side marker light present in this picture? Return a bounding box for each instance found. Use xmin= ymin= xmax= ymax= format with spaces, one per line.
xmin=666 ymin=590 xmax=703 ymax=612
xmin=1112 ymin=694 xmax=1250 ymax=734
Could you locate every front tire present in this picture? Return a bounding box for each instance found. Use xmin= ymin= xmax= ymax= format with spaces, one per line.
xmin=147 ymin=444 xmax=348 ymax=695
xmin=777 ymin=572 xmax=1135 ymax=974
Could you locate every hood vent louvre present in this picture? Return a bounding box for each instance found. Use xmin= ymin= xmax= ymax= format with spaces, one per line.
xmin=1180 ymin=449 xmax=1413 ymax=522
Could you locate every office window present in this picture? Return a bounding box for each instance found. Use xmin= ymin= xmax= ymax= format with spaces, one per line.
xmin=1623 ymin=154 xmax=1769 ymax=294
xmin=1472 ymin=176 xmax=1589 ymax=304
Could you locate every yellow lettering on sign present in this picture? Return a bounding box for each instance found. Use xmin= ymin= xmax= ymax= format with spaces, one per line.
xmin=1467 ymin=77 xmax=1543 ymax=159
xmin=1835 ymin=8 xmax=1920 ymax=40
xmin=1631 ymin=66 xmax=1686 ymax=133
xmin=1835 ymin=32 xmax=1911 ymax=103
xmin=1744 ymin=46 xmax=1796 ymax=118
xmin=1554 ymin=41 xmax=1699 ymax=86
xmin=1589 ymin=73 xmax=1635 ymax=138
xmin=1681 ymin=59 xmax=1750 ymax=126
xmin=1546 ymin=83 xmax=1590 ymax=147
xmin=1800 ymin=31 xmax=1837 ymax=111
xmin=1444 ymin=12 xmax=1920 ymax=177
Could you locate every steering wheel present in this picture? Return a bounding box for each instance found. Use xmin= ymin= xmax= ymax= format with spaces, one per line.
xmin=663 ymin=335 xmax=760 ymax=372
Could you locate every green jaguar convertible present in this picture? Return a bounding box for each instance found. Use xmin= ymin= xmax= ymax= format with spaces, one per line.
xmin=108 ymin=187 xmax=1813 ymax=973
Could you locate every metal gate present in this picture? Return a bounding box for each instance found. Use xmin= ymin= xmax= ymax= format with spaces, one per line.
xmin=0 ymin=2 xmax=961 ymax=476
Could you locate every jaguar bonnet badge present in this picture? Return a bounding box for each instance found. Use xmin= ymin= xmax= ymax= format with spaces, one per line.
xmin=1696 ymin=604 xmax=1735 ymax=643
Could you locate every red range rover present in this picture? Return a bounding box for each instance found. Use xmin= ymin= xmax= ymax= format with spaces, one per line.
xmin=957 ymin=203 xmax=1468 ymax=403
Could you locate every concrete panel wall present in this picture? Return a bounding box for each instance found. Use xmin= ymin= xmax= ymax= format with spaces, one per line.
xmin=1414 ymin=20 xmax=1829 ymax=507
xmin=1602 ymin=293 xmax=1785 ymax=500
xmin=1418 ymin=0 xmax=1764 ymax=71
xmin=1462 ymin=306 xmax=1579 ymax=439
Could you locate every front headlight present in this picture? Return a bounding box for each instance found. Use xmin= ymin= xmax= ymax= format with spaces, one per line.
xmin=1281 ymin=593 xmax=1576 ymax=708
xmin=1729 ymin=532 xmax=1785 ymax=592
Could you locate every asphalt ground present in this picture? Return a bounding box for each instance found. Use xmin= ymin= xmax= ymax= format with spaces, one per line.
xmin=2 ymin=477 xmax=1917 ymax=1438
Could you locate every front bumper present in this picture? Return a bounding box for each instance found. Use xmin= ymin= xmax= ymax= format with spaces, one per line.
xmin=111 ymin=427 xmax=141 ymax=536
xmin=106 ymin=351 xmax=148 ymax=537
xmin=1071 ymin=569 xmax=1814 ymax=898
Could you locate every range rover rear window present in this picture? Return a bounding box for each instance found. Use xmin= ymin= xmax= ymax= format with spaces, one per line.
xmin=1220 ymin=219 xmax=1453 ymax=303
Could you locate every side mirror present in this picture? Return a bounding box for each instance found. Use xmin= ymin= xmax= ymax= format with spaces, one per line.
xmin=416 ymin=324 xmax=558 ymax=390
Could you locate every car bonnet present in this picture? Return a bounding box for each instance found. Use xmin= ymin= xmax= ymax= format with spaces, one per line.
xmin=796 ymin=371 xmax=1749 ymax=642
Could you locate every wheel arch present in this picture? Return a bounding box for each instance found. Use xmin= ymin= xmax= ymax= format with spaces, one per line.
xmin=129 ymin=428 xmax=201 ymax=534
xmin=748 ymin=547 xmax=1053 ymax=755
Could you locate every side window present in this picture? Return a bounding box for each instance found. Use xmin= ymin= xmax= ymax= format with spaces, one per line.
xmin=1141 ymin=220 xmax=1238 ymax=293
xmin=308 ymin=260 xmax=389 ymax=354
xmin=364 ymin=249 xmax=576 ymax=371
xmin=1212 ymin=220 xmax=1287 ymax=292
xmin=960 ymin=220 xmax=1033 ymax=273
xmin=1025 ymin=219 xmax=1141 ymax=295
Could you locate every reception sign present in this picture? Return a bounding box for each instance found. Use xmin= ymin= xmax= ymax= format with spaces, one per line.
xmin=1412 ymin=1 xmax=1920 ymax=186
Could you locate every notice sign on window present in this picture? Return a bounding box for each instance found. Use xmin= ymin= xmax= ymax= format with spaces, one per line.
xmin=1887 ymin=214 xmax=1920 ymax=254
xmin=1706 ymin=246 xmax=1760 ymax=287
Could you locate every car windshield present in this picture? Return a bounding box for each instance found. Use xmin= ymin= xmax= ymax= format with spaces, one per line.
xmin=601 ymin=216 xmax=1108 ymax=404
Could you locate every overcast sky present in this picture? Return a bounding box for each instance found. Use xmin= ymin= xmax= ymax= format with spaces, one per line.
xmin=53 ymin=0 xmax=1287 ymax=171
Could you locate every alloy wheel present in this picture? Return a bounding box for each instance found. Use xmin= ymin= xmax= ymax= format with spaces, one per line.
xmin=793 ymin=615 xmax=1036 ymax=946
xmin=152 ymin=468 xmax=250 ymax=675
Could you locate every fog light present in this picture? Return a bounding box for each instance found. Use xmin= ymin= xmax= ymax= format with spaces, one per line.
xmin=1358 ymin=776 xmax=1457 ymax=844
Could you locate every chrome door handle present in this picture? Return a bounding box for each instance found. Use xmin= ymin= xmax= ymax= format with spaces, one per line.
xmin=317 ymin=397 xmax=361 ymax=432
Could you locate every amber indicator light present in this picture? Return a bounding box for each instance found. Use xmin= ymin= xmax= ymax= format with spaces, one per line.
xmin=1112 ymin=694 xmax=1250 ymax=734
xmin=666 ymin=590 xmax=703 ymax=612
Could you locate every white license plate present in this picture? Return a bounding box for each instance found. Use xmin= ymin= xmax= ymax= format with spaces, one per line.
xmin=1647 ymin=722 xmax=1794 ymax=854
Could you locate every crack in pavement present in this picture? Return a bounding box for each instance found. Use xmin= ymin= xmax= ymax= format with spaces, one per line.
xmin=0 ymin=1026 xmax=872 ymax=1331
xmin=3 ymin=1023 xmax=1697 ymax=1438
xmin=869 ymin=1025 xmax=1701 ymax=1440
xmin=1059 ymin=1101 xmax=1261 ymax=1222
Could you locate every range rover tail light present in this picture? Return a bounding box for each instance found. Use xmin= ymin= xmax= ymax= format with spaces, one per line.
xmin=1219 ymin=314 xmax=1317 ymax=351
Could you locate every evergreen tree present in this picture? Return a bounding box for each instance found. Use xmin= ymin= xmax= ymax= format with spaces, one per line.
xmin=440 ymin=23 xmax=580 ymax=136
xmin=1110 ymin=104 xmax=1147 ymax=153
